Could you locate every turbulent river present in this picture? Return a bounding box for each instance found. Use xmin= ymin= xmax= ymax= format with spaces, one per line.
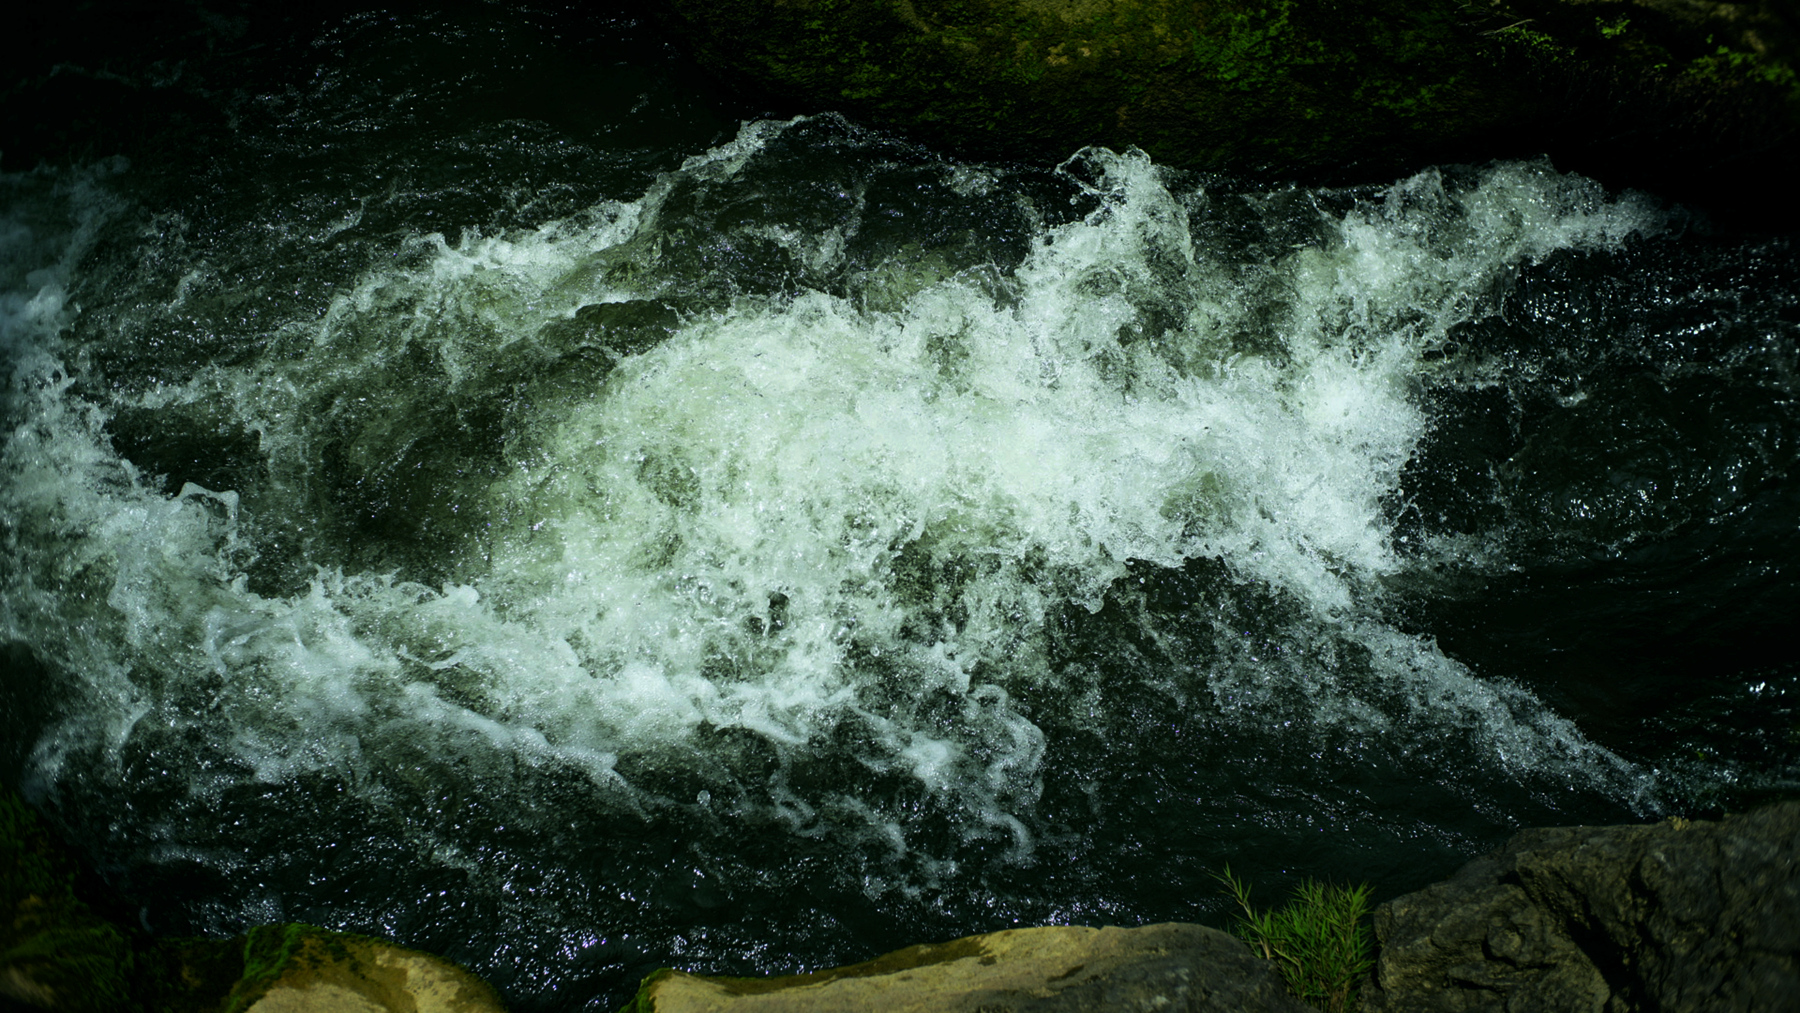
xmin=2 ymin=6 xmax=1796 ymax=1010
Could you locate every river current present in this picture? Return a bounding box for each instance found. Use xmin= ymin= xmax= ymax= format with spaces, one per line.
xmin=2 ymin=7 xmax=1796 ymax=1010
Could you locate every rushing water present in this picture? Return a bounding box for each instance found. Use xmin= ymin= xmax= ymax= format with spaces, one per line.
xmin=3 ymin=6 xmax=1797 ymax=1010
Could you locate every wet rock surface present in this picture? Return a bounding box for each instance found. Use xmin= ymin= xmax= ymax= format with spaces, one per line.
xmin=3 ymin=789 xmax=505 ymax=1013
xmin=11 ymin=782 xmax=1800 ymax=1012
xmin=1362 ymin=801 xmax=1800 ymax=1012
xmin=226 ymin=925 xmax=507 ymax=1013
xmin=622 ymin=922 xmax=1310 ymax=1012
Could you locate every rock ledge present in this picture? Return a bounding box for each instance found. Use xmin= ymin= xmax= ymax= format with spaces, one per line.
xmin=623 ymin=922 xmax=1309 ymax=1012
xmin=1363 ymin=801 xmax=1800 ymax=1012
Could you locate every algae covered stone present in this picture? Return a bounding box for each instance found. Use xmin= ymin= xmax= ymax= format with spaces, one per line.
xmin=5 ymin=787 xmax=509 ymax=1013
xmin=221 ymin=924 xmax=508 ymax=1013
xmin=620 ymin=921 xmax=1310 ymax=1012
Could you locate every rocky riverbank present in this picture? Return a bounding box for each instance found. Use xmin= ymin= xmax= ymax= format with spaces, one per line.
xmin=1362 ymin=800 xmax=1800 ymax=1012
xmin=6 ymin=790 xmax=1795 ymax=1011
xmin=615 ymin=802 xmax=1799 ymax=1012
xmin=2 ymin=791 xmax=502 ymax=1013
xmin=647 ymin=0 xmax=1800 ymax=224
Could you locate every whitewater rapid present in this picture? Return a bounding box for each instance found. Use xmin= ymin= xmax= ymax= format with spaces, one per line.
xmin=3 ymin=118 xmax=1666 ymax=877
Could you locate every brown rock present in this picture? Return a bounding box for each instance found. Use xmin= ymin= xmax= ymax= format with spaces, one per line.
xmin=622 ymin=921 xmax=1310 ymax=1012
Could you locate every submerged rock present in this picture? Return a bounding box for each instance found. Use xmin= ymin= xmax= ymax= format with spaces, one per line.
xmin=1361 ymin=800 xmax=1800 ymax=1012
xmin=620 ymin=922 xmax=1310 ymax=1012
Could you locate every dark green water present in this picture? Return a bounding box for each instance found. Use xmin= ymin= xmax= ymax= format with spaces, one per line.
xmin=2 ymin=6 xmax=1797 ymax=1010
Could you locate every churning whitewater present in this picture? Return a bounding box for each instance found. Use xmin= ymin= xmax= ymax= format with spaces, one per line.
xmin=4 ymin=117 xmax=1663 ymax=876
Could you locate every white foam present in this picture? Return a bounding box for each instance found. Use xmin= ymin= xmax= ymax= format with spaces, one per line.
xmin=1 ymin=124 xmax=1667 ymax=853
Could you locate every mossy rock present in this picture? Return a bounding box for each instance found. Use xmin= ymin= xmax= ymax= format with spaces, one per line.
xmin=219 ymin=924 xmax=508 ymax=1013
xmin=6 ymin=790 xmax=507 ymax=1013
xmin=1 ymin=792 xmax=135 ymax=1012
xmin=655 ymin=0 xmax=1799 ymax=184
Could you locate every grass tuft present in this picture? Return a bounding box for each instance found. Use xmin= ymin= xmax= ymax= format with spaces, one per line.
xmin=1213 ymin=865 xmax=1374 ymax=1013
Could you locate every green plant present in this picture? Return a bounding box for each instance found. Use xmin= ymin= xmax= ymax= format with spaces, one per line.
xmin=1213 ymin=866 xmax=1375 ymax=1013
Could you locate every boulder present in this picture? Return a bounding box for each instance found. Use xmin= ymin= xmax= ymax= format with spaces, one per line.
xmin=6 ymin=787 xmax=506 ymax=1013
xmin=1361 ymin=800 xmax=1800 ymax=1012
xmin=217 ymin=924 xmax=508 ymax=1013
xmin=620 ymin=921 xmax=1311 ymax=1012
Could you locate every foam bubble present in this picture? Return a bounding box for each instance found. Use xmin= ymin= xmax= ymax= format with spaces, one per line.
xmin=2 ymin=122 xmax=1666 ymax=861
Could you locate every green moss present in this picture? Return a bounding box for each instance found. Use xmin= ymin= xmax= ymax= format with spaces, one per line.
xmin=1490 ymin=0 xmax=1798 ymax=98
xmin=3 ymin=792 xmax=434 ymax=1013
xmin=616 ymin=967 xmax=674 ymax=1013
xmin=0 ymin=917 xmax=137 ymax=1011
xmin=222 ymin=923 xmax=310 ymax=1012
xmin=1 ymin=790 xmax=76 ymax=907
xmin=0 ymin=918 xmax=135 ymax=997
xmin=1491 ymin=22 xmax=1569 ymax=59
xmin=1188 ymin=2 xmax=1332 ymax=92
xmin=1685 ymin=45 xmax=1800 ymax=95
xmin=662 ymin=0 xmax=1796 ymax=175
xmin=219 ymin=922 xmax=384 ymax=1013
xmin=1 ymin=789 xmax=137 ymax=1012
